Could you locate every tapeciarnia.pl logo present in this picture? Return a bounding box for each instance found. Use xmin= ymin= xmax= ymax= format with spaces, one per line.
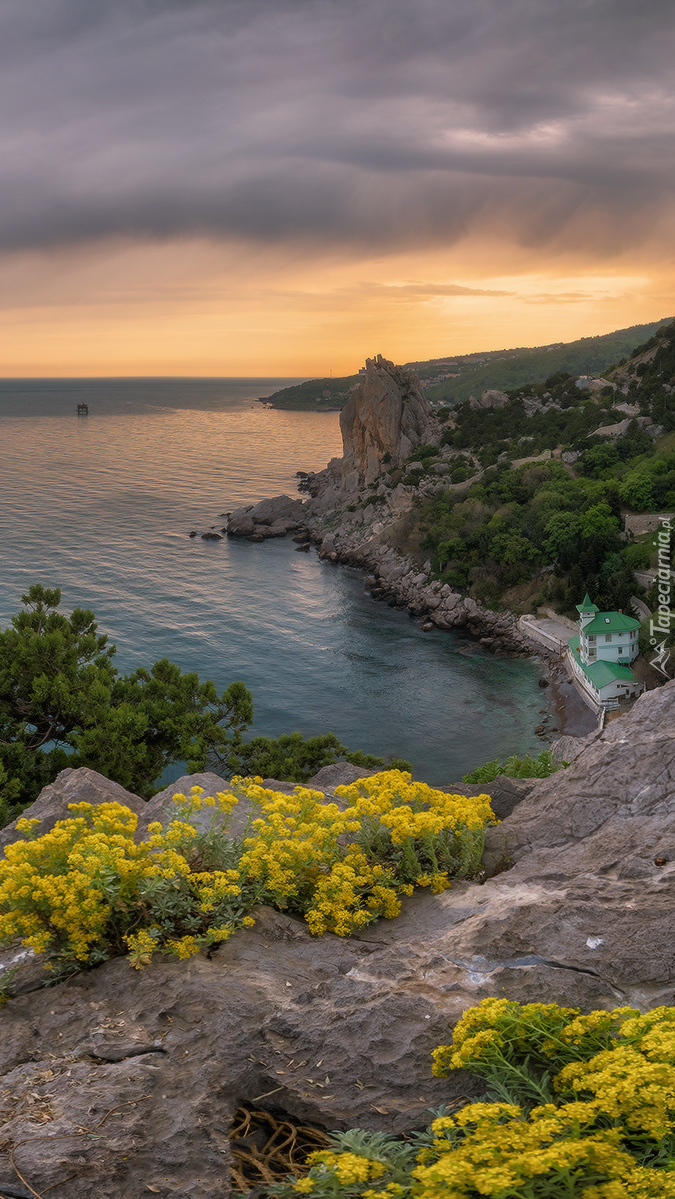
xmin=649 ymin=516 xmax=674 ymax=677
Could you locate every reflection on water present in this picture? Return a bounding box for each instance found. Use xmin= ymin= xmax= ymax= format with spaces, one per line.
xmin=0 ymin=378 xmax=546 ymax=785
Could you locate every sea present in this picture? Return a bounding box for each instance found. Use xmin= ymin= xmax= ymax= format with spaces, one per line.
xmin=0 ymin=377 xmax=548 ymax=787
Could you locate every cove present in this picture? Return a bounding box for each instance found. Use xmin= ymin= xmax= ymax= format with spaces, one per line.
xmin=0 ymin=378 xmax=547 ymax=786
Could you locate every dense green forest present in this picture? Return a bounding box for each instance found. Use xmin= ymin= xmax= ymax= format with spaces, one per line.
xmin=419 ymin=316 xmax=673 ymax=405
xmin=373 ymin=320 xmax=675 ymax=619
xmin=263 ymin=317 xmax=673 ymax=410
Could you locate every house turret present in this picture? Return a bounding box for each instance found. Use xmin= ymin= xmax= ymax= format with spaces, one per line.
xmin=576 ymin=592 xmax=599 ymax=629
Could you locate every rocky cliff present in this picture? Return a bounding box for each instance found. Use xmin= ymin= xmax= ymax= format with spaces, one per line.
xmin=336 ymin=355 xmax=433 ymax=488
xmin=218 ymin=356 xmax=546 ymax=654
xmin=1 ymin=681 xmax=674 ymax=1197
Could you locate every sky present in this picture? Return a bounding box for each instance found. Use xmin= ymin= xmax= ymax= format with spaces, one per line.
xmin=2 ymin=0 xmax=674 ymax=377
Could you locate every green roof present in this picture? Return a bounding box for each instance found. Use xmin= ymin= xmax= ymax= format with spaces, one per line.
xmin=582 ymin=612 xmax=640 ymax=634
xmin=581 ymin=659 xmax=637 ymax=689
xmin=576 ymin=592 xmax=599 ymax=613
xmin=569 ymin=635 xmax=580 ymax=653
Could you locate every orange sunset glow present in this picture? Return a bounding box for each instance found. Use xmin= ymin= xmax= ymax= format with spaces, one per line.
xmin=1 ymin=2 xmax=673 ymax=376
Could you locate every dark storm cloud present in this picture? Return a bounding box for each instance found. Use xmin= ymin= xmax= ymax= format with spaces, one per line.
xmin=0 ymin=0 xmax=673 ymax=253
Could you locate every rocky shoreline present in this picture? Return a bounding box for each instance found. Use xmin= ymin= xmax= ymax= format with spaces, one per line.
xmin=201 ymin=493 xmax=556 ymax=656
xmin=199 ymin=353 xmax=599 ymax=743
xmin=202 ymin=495 xmax=553 ymax=661
xmin=201 ymin=490 xmax=598 ymax=745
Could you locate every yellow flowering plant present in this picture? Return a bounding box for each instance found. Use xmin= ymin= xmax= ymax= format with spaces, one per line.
xmin=335 ymin=772 xmax=495 ymax=895
xmin=271 ymin=1002 xmax=675 ymax=1199
xmin=431 ymin=998 xmax=643 ymax=1107
xmin=0 ymin=793 xmax=259 ymax=970
xmin=274 ymin=1130 xmax=422 ymax=1199
xmin=233 ymin=772 xmax=495 ymax=936
xmin=0 ymin=772 xmax=496 ymax=971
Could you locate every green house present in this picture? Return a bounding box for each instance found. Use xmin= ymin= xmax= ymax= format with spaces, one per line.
xmin=568 ymin=594 xmax=644 ymax=709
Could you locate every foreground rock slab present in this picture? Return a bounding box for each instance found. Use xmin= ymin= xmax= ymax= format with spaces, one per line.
xmin=0 ymin=682 xmax=673 ymax=1196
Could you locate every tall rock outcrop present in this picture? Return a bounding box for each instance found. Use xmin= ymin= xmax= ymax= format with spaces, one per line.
xmin=337 ymin=355 xmax=432 ymax=488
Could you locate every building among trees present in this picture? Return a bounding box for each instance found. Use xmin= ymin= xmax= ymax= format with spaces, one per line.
xmin=568 ymin=593 xmax=644 ymax=709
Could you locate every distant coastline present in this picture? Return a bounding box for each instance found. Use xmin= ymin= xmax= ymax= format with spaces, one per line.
xmin=261 ymin=317 xmax=674 ymax=411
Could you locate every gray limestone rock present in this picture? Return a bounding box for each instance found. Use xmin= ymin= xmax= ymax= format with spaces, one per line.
xmin=551 ymin=729 xmax=602 ymax=765
xmin=0 ymin=768 xmax=147 ymax=852
xmin=247 ymin=495 xmax=305 ymax=526
xmin=480 ymin=389 xmax=510 ymax=409
xmin=226 ymin=496 xmax=304 ymax=538
xmin=226 ymin=508 xmax=256 ymax=536
xmin=2 ymin=682 xmax=675 ymax=1194
xmin=469 ymin=389 xmax=510 ymax=411
xmin=337 ymin=355 xmax=432 ymax=485
xmin=261 ymin=521 xmax=291 ymax=537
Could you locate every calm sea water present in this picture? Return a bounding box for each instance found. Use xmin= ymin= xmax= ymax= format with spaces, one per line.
xmin=0 ymin=378 xmax=546 ymax=786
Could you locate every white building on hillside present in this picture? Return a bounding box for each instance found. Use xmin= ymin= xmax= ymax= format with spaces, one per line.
xmin=568 ymin=593 xmax=644 ymax=710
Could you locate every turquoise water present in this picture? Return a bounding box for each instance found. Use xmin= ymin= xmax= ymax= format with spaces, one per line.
xmin=0 ymin=378 xmax=547 ymax=786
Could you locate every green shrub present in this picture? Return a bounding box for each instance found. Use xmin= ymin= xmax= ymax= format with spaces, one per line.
xmin=462 ymin=749 xmax=563 ymax=785
xmin=623 ymin=541 xmax=652 ymax=571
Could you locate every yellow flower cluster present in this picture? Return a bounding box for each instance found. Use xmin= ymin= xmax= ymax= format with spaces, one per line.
xmin=335 ymin=773 xmax=492 ymax=838
xmin=165 ymin=935 xmax=200 ymax=960
xmin=362 ymin=1187 xmax=406 ymax=1199
xmin=433 ymin=998 xmax=582 ymax=1074
xmin=307 ymin=1152 xmax=387 ymax=1185
xmin=304 ymin=848 xmax=403 ymax=937
xmin=0 ymin=802 xmax=160 ymax=959
xmin=125 ymin=928 xmax=160 ymax=969
xmin=273 ymin=1002 xmax=675 ymax=1199
xmin=0 ymin=798 xmax=245 ymax=966
xmin=229 ymin=771 xmax=494 ymax=936
xmin=0 ymin=772 xmax=495 ymax=968
xmin=412 ymin=1102 xmax=673 ymax=1199
xmin=425 ymin=1001 xmax=675 ymax=1198
xmin=556 ymin=1007 xmax=675 ymax=1140
xmin=237 ymin=781 xmax=353 ymax=903
xmin=336 ymin=772 xmax=494 ymax=892
xmin=189 ymin=869 xmax=242 ymax=911
xmin=292 ymin=1179 xmax=315 ymax=1193
xmin=170 ymin=785 xmax=238 ymax=817
xmin=295 ymin=1093 xmax=675 ymax=1199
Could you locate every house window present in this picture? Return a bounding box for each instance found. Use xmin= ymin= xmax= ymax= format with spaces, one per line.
xmin=605 ymin=634 xmax=612 ymax=642
xmin=588 ymin=650 xmax=596 ymax=659
xmin=587 ymin=635 xmax=596 ymax=644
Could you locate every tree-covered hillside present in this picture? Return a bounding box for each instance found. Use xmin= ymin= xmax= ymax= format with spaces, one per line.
xmin=365 ymin=320 xmax=675 ymax=621
xmin=262 ymin=317 xmax=673 ymax=410
xmin=417 ymin=317 xmax=674 ymax=405
xmin=260 ymin=375 xmax=359 ymax=410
